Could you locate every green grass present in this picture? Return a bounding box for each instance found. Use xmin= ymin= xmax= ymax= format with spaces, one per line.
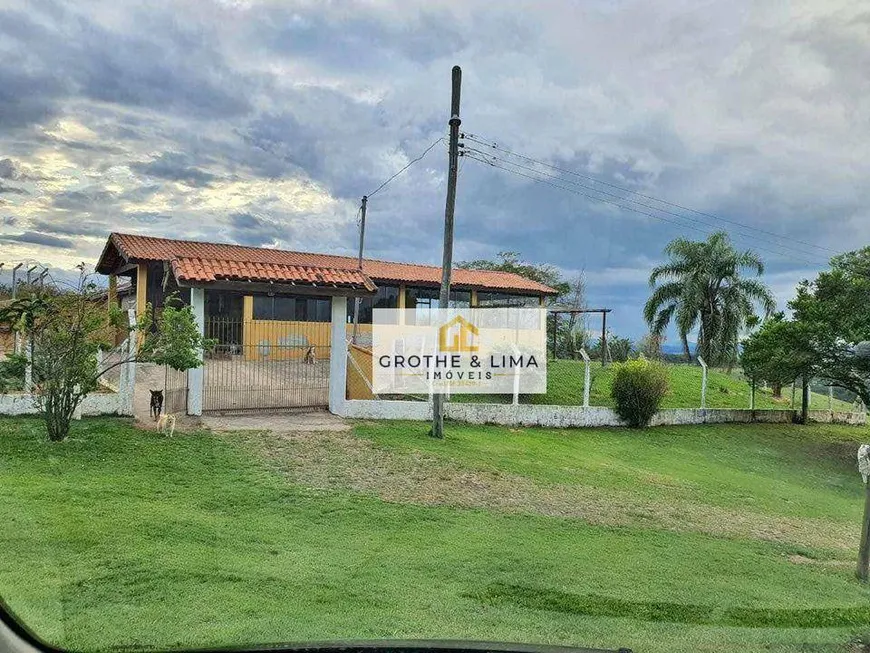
xmin=2 ymin=416 xmax=870 ymax=653
xmin=454 ymin=360 xmax=856 ymax=410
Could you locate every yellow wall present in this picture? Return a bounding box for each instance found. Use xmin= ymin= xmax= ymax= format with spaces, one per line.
xmin=135 ymin=264 xmax=147 ymax=318
xmin=347 ymin=343 xmax=375 ymax=400
xmin=244 ymin=319 xmax=332 ymax=361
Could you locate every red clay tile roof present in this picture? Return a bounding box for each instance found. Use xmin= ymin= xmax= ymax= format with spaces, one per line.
xmin=171 ymin=257 xmax=377 ymax=291
xmin=97 ymin=233 xmax=558 ymax=295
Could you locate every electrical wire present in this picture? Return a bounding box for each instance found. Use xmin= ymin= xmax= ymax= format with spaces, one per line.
xmin=463 ymin=132 xmax=838 ymax=256
xmin=462 ymin=150 xmax=827 ymax=268
xmin=463 ymin=146 xmax=829 ymax=265
xmin=366 ymin=137 xmax=445 ymax=198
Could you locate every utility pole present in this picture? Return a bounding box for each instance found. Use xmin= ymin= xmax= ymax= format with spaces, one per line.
xmin=431 ymin=65 xmax=462 ymax=440
xmin=601 ymin=310 xmax=608 ymax=367
xmin=352 ymin=195 xmax=368 ymax=344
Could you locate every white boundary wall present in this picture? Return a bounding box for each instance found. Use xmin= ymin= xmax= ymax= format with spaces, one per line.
xmin=341 ymin=400 xmax=866 ymax=427
xmin=0 ymin=391 xmax=132 ymax=417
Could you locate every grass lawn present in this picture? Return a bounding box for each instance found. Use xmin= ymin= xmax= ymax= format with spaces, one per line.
xmin=453 ymin=360 xmax=856 ymax=411
xmin=2 ymin=416 xmax=870 ymax=653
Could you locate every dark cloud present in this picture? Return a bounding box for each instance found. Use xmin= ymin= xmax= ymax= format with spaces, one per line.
xmin=52 ymin=188 xmax=117 ymax=211
xmin=228 ymin=212 xmax=286 ymax=247
xmin=0 ymin=157 xmax=38 ymax=182
xmin=0 ymin=184 xmax=28 ymax=195
xmin=130 ymin=153 xmax=218 ymax=188
xmin=0 ymin=0 xmax=868 ymax=339
xmin=30 ymin=219 xmax=109 ymax=238
xmin=1 ymin=231 xmax=74 ymax=248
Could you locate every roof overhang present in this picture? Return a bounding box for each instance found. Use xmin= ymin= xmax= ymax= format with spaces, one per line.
xmin=176 ymin=279 xmax=375 ymax=298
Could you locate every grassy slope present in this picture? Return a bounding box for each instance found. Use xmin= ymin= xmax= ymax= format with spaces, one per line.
xmin=0 ymin=417 xmax=869 ymax=653
xmin=455 ymin=360 xmax=856 ymax=410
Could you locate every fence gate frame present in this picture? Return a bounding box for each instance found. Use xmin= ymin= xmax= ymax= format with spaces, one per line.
xmin=184 ymin=290 xmax=348 ymax=416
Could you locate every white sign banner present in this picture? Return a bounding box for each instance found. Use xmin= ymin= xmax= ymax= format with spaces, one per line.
xmin=372 ymin=308 xmax=547 ymax=394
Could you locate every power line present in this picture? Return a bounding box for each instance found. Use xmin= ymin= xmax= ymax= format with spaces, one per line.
xmin=367 ymin=136 xmax=445 ymax=198
xmin=462 ymin=150 xmax=827 ymax=268
xmin=463 ymin=132 xmax=838 ymax=256
xmin=462 ymin=146 xmax=829 ymax=265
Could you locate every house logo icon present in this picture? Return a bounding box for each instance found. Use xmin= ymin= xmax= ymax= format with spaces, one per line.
xmin=439 ymin=315 xmax=479 ymax=353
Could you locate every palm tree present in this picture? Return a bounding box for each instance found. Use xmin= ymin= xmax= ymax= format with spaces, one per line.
xmin=643 ymin=232 xmax=775 ymax=367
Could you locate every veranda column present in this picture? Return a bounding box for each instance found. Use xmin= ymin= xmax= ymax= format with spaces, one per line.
xmin=187 ymin=287 xmax=205 ymax=416
xmin=329 ymin=295 xmax=348 ymax=416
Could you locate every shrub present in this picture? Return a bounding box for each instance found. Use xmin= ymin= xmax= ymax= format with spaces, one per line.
xmin=0 ymin=352 xmax=27 ymax=392
xmin=610 ymin=358 xmax=669 ymax=427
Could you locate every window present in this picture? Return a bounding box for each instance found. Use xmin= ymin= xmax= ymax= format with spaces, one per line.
xmin=476 ymin=292 xmax=541 ymax=307
xmin=404 ymin=287 xmax=471 ymax=324
xmin=253 ymin=295 xmax=331 ymax=321
xmin=347 ymin=285 xmax=399 ymax=324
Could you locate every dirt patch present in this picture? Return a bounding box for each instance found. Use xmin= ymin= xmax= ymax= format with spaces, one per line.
xmin=227 ymin=428 xmax=857 ymax=552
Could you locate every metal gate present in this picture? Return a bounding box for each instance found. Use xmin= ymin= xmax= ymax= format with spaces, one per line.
xmin=202 ymin=317 xmax=331 ymax=412
xmin=164 ymin=366 xmax=188 ymax=414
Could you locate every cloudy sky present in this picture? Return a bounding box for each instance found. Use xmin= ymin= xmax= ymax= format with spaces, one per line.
xmin=1 ymin=0 xmax=867 ymax=338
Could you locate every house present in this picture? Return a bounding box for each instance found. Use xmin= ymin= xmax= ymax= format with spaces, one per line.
xmin=95 ymin=233 xmax=557 ymax=413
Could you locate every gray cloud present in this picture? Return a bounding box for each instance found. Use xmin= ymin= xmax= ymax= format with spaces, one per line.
xmin=227 ymin=212 xmax=287 ymax=247
xmin=130 ymin=153 xmax=218 ymax=188
xmin=1 ymin=0 xmax=868 ymax=338
xmin=52 ymin=188 xmax=118 ymax=211
xmin=1 ymin=231 xmax=74 ymax=248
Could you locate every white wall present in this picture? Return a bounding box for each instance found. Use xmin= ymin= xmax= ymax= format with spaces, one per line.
xmin=340 ymin=400 xmax=866 ymax=428
xmin=0 ymin=391 xmax=131 ymax=417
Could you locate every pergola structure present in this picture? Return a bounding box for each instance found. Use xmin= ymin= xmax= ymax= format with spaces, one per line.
xmin=548 ymin=306 xmax=612 ymax=365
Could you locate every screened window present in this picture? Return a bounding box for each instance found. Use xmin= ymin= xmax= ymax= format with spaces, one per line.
xmin=405 ymin=287 xmax=471 ymax=324
xmin=476 ymin=292 xmax=541 ymax=307
xmin=253 ymin=295 xmax=331 ymax=321
xmin=348 ymin=285 xmax=399 ymax=324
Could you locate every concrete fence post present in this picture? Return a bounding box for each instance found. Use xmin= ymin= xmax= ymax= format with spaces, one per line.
xmin=187 ymin=289 xmax=205 ymax=416
xmin=580 ymin=348 xmax=591 ymax=408
xmin=512 ymin=344 xmax=521 ymax=406
xmin=328 ymin=295 xmax=348 ymax=416
xmin=72 ymin=385 xmax=83 ymax=420
xmin=23 ymin=337 xmax=32 ymax=393
xmin=126 ymin=310 xmax=137 ymax=416
xmin=698 ymin=356 xmax=708 ymax=410
xmin=829 ymin=385 xmax=834 ymax=412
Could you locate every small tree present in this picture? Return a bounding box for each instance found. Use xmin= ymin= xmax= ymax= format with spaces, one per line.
xmin=638 ymin=332 xmax=665 ymax=360
xmin=610 ymin=358 xmax=669 ymax=427
xmin=0 ymin=279 xmax=207 ymax=441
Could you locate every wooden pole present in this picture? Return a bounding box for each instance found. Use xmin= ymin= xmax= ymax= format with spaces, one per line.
xmin=351 ymin=195 xmax=368 ymax=344
xmin=858 ymin=481 xmax=870 ymax=582
xmin=431 ymin=65 xmax=462 ymax=440
xmin=601 ymin=310 xmax=608 ymax=367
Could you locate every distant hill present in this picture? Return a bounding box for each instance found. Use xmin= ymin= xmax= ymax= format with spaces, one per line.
xmin=660 ymin=341 xmax=696 ymax=356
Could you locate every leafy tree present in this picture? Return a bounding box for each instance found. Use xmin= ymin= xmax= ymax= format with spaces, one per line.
xmin=741 ymin=314 xmax=815 ymax=407
xmin=589 ymin=331 xmax=634 ymax=363
xmin=643 ymin=232 xmax=775 ymax=367
xmin=638 ymin=332 xmax=665 ymax=360
xmin=458 ymin=251 xmax=571 ymax=298
xmin=742 ymin=247 xmax=870 ymax=421
xmin=0 ymin=281 xmax=208 ymax=442
xmin=460 ymin=252 xmax=582 ymax=359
